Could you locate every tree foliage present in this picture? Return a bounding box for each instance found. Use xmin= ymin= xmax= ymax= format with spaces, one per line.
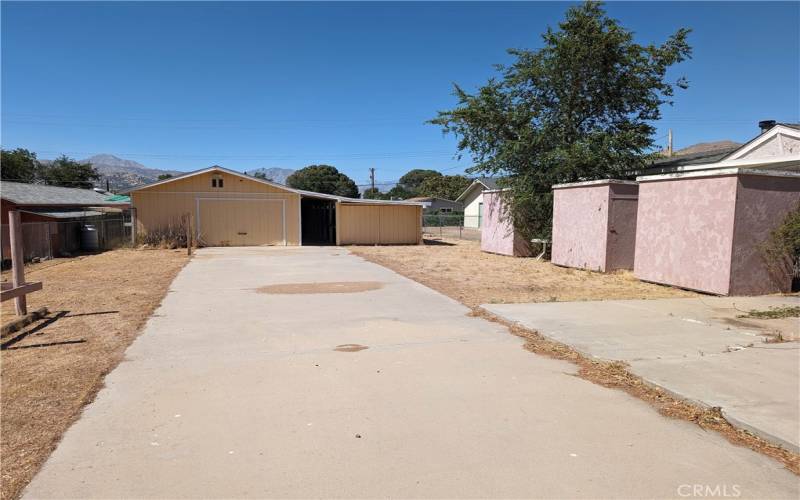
xmin=1 ymin=149 xmax=101 ymax=189
xmin=362 ymin=187 xmax=388 ymax=200
xmin=1 ymin=148 xmax=40 ymax=182
xmin=44 ymin=155 xmax=100 ymax=189
xmin=430 ymin=1 xmax=691 ymax=238
xmin=418 ymin=174 xmax=471 ymax=201
xmin=397 ymin=169 xmax=442 ymax=196
xmin=157 ymin=173 xmax=174 ymax=180
xmin=761 ymin=203 xmax=800 ymax=288
xmin=286 ymin=164 xmax=359 ymax=198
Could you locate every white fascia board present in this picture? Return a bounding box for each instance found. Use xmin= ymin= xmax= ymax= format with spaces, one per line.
xmin=637 ymin=167 xmax=800 ymax=182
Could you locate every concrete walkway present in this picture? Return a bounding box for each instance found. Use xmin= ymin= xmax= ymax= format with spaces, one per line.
xmin=485 ymin=297 xmax=800 ymax=453
xmin=24 ymin=248 xmax=798 ymax=499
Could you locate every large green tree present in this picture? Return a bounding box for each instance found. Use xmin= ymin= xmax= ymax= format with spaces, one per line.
xmin=42 ymin=155 xmax=100 ymax=189
xmin=0 ymin=148 xmax=40 ymax=182
xmin=418 ymin=174 xmax=471 ymax=201
xmin=397 ymin=169 xmax=442 ymax=196
xmin=430 ymin=1 xmax=691 ymax=239
xmin=286 ymin=165 xmax=359 ymax=198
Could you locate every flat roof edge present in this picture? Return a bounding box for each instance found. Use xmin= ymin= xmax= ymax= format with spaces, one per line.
xmin=637 ymin=168 xmax=800 ymax=182
xmin=552 ymin=179 xmax=638 ymax=190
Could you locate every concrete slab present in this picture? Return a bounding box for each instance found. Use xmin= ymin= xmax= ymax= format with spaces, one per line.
xmin=485 ymin=297 xmax=800 ymax=453
xmin=23 ymin=249 xmax=798 ymax=499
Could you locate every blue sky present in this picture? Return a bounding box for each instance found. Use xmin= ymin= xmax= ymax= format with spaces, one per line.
xmin=2 ymin=2 xmax=798 ymax=188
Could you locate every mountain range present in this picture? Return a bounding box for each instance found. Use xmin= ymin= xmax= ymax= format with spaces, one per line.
xmin=244 ymin=167 xmax=296 ymax=185
xmin=74 ymin=154 xmax=296 ymax=191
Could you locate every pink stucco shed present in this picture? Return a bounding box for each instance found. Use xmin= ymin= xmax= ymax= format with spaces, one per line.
xmin=551 ymin=180 xmax=639 ymax=272
xmin=635 ymin=169 xmax=800 ymax=296
xmin=480 ymin=190 xmax=532 ymax=257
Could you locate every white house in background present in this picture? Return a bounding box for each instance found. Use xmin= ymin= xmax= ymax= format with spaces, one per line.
xmin=455 ymin=177 xmax=499 ymax=229
xmin=645 ymin=122 xmax=800 ymax=175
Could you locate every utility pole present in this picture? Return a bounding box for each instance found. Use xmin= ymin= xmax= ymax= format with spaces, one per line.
xmin=667 ymin=129 xmax=673 ymax=158
xmin=369 ymin=168 xmax=375 ymax=192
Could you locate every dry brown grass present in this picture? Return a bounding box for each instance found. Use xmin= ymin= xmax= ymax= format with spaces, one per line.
xmin=0 ymin=249 xmax=189 ymax=500
xmin=350 ymin=238 xmax=695 ymax=307
xmin=352 ymin=239 xmax=799 ymax=475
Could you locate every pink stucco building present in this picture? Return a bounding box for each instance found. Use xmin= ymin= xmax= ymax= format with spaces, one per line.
xmin=480 ymin=190 xmax=532 ymax=257
xmin=635 ymin=169 xmax=800 ymax=295
xmin=551 ymin=180 xmax=639 ymax=272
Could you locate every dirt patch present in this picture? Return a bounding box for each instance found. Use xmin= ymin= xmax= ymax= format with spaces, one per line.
xmin=256 ymin=282 xmax=383 ymax=294
xmin=350 ymin=238 xmax=695 ymax=307
xmin=1 ymin=249 xmax=189 ymax=500
xmin=334 ymin=344 xmax=369 ymax=352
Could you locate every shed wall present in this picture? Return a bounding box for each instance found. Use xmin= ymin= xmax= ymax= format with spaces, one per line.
xmin=480 ymin=191 xmax=532 ymax=257
xmin=634 ymin=175 xmax=738 ymax=295
xmin=131 ymin=171 xmax=300 ymax=246
xmin=606 ymin=183 xmax=639 ymax=271
xmin=337 ymin=204 xmax=421 ymax=245
xmin=551 ymin=185 xmax=610 ymax=271
xmin=729 ymin=175 xmax=800 ymax=295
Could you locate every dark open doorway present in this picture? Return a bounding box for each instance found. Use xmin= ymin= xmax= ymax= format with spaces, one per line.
xmin=301 ymin=197 xmax=336 ymax=245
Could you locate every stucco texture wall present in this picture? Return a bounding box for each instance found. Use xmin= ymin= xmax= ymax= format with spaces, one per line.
xmin=480 ymin=191 xmax=531 ymax=257
xmin=729 ymin=175 xmax=800 ymax=295
xmin=635 ymin=175 xmax=738 ymax=295
xmin=551 ymin=185 xmax=611 ymax=271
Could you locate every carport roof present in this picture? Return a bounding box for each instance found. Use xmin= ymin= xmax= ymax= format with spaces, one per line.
xmin=125 ymin=165 xmax=423 ymax=206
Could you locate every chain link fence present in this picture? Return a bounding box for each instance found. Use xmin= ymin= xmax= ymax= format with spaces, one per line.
xmin=422 ymin=214 xmax=482 ymax=241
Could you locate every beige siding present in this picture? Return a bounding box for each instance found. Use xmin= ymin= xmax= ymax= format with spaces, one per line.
xmin=338 ymin=203 xmax=421 ymax=245
xmin=132 ymin=171 xmax=300 ymax=246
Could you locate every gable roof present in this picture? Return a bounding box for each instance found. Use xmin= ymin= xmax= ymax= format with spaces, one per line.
xmin=126 ymin=165 xmax=423 ymax=206
xmin=721 ymin=123 xmax=800 ymax=161
xmin=0 ymin=181 xmax=129 ymax=206
xmin=455 ymin=177 xmax=500 ymax=202
xmin=643 ymin=123 xmax=800 ymax=174
xmin=125 ymin=165 xmax=295 ymax=194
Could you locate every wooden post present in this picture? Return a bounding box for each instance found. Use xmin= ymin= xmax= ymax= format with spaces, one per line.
xmin=185 ymin=213 xmax=193 ymax=256
xmin=130 ymin=207 xmax=138 ymax=245
xmin=9 ymin=211 xmax=27 ymax=315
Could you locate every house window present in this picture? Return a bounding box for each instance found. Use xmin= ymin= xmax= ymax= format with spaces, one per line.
xmin=212 ymin=175 xmax=223 ymax=188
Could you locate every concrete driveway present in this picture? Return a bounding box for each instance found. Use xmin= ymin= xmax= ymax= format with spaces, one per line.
xmin=485 ymin=297 xmax=800 ymax=454
xmin=24 ymin=247 xmax=798 ymax=499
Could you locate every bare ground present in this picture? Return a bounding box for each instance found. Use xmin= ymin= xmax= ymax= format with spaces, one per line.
xmin=351 ymin=239 xmax=800 ymax=474
xmin=350 ymin=238 xmax=696 ymax=307
xmin=1 ymin=249 xmax=189 ymax=500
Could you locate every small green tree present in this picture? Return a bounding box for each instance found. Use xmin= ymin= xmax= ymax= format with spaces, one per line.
xmin=385 ymin=185 xmax=414 ymax=200
xmin=362 ymin=187 xmax=388 ymax=200
xmin=41 ymin=155 xmax=100 ymax=189
xmin=430 ymin=1 xmax=691 ymax=239
xmin=762 ymin=203 xmax=800 ymax=289
xmin=1 ymin=148 xmax=40 ymax=182
xmin=286 ymin=165 xmax=359 ymax=198
xmin=252 ymin=171 xmax=272 ymax=181
xmin=157 ymin=173 xmax=174 ymax=180
xmin=418 ymin=175 xmax=471 ymax=201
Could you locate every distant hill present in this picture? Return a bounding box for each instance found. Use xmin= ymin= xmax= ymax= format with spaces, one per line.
xmin=80 ymin=154 xmax=182 ymax=191
xmin=246 ymin=167 xmax=295 ymax=185
xmin=672 ymin=140 xmax=742 ymax=156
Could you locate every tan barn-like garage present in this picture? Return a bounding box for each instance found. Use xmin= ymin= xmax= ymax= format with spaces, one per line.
xmin=128 ymin=166 xmax=422 ymax=246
